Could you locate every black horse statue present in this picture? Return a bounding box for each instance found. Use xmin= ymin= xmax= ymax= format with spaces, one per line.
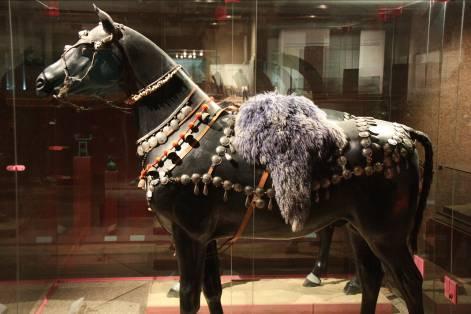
xmin=36 ymin=6 xmax=433 ymax=314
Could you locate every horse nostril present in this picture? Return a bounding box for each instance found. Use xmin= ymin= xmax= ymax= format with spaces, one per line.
xmin=36 ymin=78 xmax=45 ymax=90
xmin=36 ymin=72 xmax=50 ymax=96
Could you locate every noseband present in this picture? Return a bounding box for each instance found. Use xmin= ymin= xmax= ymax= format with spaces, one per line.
xmin=57 ymin=31 xmax=114 ymax=99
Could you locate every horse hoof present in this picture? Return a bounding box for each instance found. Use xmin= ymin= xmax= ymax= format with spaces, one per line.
xmin=303 ymin=278 xmax=321 ymax=287
xmin=302 ymin=273 xmax=321 ymax=287
xmin=167 ymin=282 xmax=180 ymax=298
xmin=343 ymin=280 xmax=361 ymax=295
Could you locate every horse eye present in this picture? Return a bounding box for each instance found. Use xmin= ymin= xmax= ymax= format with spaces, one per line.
xmin=81 ymin=47 xmax=91 ymax=56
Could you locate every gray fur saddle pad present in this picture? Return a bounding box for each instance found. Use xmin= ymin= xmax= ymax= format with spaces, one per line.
xmin=232 ymin=92 xmax=415 ymax=232
xmin=232 ymin=93 xmax=347 ymax=232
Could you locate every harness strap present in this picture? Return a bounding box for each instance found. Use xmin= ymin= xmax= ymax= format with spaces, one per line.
xmin=219 ymin=170 xmax=270 ymax=252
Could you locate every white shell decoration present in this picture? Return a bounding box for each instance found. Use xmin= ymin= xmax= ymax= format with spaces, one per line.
xmin=142 ymin=141 xmax=150 ymax=152
xmin=177 ymin=112 xmax=185 ymax=121
xmin=170 ymin=119 xmax=179 ymax=130
xmin=137 ymin=145 xmax=144 ymax=156
xmin=181 ymin=106 xmax=192 ymax=116
xmin=163 ymin=126 xmax=171 ymax=134
xmin=148 ymin=136 xmax=158 ymax=148
xmin=156 ymin=132 xmax=167 ymax=144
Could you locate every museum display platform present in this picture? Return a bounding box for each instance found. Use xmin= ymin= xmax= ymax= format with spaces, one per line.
xmin=7 ymin=276 xmax=397 ymax=314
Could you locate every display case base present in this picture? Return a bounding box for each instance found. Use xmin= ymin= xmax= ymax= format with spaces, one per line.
xmin=147 ymin=277 xmax=392 ymax=314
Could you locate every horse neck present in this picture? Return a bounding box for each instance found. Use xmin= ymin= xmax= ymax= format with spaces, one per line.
xmin=135 ymin=71 xmax=211 ymax=138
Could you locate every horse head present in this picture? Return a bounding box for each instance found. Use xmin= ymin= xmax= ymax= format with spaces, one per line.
xmin=36 ymin=4 xmax=177 ymax=102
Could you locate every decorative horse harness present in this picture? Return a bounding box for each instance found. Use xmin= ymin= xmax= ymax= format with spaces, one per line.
xmin=130 ymin=65 xmax=417 ymax=249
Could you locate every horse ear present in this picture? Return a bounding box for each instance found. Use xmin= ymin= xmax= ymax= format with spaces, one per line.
xmin=93 ymin=4 xmax=119 ymax=36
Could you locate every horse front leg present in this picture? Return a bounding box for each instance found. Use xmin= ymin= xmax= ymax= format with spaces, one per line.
xmin=173 ymin=225 xmax=206 ymax=314
xmin=202 ymin=240 xmax=223 ymax=314
xmin=303 ymin=225 xmax=335 ymax=287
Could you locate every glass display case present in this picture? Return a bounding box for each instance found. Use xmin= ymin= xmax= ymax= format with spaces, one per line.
xmin=0 ymin=0 xmax=470 ymax=313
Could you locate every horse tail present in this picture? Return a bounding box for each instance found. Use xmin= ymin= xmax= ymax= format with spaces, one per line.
xmin=408 ymin=129 xmax=434 ymax=253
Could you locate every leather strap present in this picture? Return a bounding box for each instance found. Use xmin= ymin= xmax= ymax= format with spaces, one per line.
xmin=219 ymin=170 xmax=270 ymax=252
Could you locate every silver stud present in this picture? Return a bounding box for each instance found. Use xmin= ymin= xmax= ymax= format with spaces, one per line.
xmin=219 ymin=136 xmax=230 ymax=147
xmin=216 ymin=146 xmax=226 ymax=156
xmin=192 ymin=173 xmax=201 ymax=195
xmin=180 ymin=174 xmax=191 ymax=185
xmin=212 ymin=176 xmax=223 ymax=187
xmin=211 ymin=155 xmax=222 ymax=166
xmin=353 ymin=166 xmax=364 ymax=176
xmin=202 ymin=173 xmax=212 ymax=184
xmin=148 ymin=136 xmax=158 ymax=148
xmin=191 ymin=173 xmax=201 ymax=184
xmin=156 ymin=132 xmax=167 ymax=144
xmin=223 ymin=128 xmax=233 ymax=136
xmin=255 ymin=187 xmax=265 ymax=197
xmin=202 ymin=173 xmax=212 ymax=195
xmin=244 ymin=186 xmax=254 ymax=195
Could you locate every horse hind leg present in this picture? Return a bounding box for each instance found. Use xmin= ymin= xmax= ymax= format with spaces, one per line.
xmin=371 ymin=241 xmax=424 ymax=314
xmin=347 ymin=226 xmax=384 ymax=314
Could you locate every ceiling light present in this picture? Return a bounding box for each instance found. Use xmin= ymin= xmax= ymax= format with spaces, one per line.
xmin=309 ymin=15 xmax=316 ymax=18
xmin=318 ymin=4 xmax=327 ymax=9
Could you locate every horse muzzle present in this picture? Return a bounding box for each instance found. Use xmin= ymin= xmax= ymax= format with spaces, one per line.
xmin=36 ymin=60 xmax=65 ymax=97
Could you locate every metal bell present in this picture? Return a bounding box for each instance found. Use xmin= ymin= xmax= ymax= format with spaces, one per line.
xmin=223 ymin=180 xmax=232 ymax=202
xmin=216 ymin=146 xmax=226 ymax=156
xmin=191 ymin=173 xmax=201 ymax=195
xmin=219 ymin=136 xmax=230 ymax=147
xmin=353 ymin=166 xmax=364 ymax=176
xmin=202 ymin=173 xmax=212 ymax=196
xmin=211 ymin=155 xmax=222 ymax=166
xmin=255 ymin=198 xmax=265 ymax=209
xmin=180 ymin=174 xmax=191 ymax=185
xmin=212 ymin=176 xmax=223 ymax=187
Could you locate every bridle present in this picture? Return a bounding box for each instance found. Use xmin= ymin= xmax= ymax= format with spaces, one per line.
xmin=56 ymin=31 xmax=114 ymax=99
